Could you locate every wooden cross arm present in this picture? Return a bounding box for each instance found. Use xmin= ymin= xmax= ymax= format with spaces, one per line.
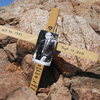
xmin=0 ymin=25 xmax=99 ymax=62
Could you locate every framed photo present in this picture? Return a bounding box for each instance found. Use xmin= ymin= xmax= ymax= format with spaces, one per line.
xmin=32 ymin=30 xmax=58 ymax=66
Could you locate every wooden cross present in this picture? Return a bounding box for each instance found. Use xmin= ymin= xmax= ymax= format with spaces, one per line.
xmin=0 ymin=8 xmax=99 ymax=94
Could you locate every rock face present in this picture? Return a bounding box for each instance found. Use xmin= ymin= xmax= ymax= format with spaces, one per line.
xmin=48 ymin=75 xmax=72 ymax=100
xmin=0 ymin=0 xmax=100 ymax=100
xmin=6 ymin=87 xmax=38 ymax=100
xmin=70 ymin=76 xmax=100 ymax=100
xmin=71 ymin=0 xmax=100 ymax=31
xmin=0 ymin=49 xmax=9 ymax=68
xmin=0 ymin=69 xmax=26 ymax=99
xmin=4 ymin=43 xmax=17 ymax=61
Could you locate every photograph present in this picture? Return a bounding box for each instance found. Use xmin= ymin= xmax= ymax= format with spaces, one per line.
xmin=32 ymin=30 xmax=58 ymax=66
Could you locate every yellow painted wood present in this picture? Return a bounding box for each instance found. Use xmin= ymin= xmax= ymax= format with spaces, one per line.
xmin=46 ymin=8 xmax=59 ymax=32
xmin=57 ymin=42 xmax=99 ymax=62
xmin=0 ymin=25 xmax=38 ymax=44
xmin=30 ymin=64 xmax=44 ymax=93
xmin=30 ymin=8 xmax=60 ymax=93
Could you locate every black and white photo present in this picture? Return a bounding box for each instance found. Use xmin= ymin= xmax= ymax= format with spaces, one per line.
xmin=32 ymin=30 xmax=58 ymax=66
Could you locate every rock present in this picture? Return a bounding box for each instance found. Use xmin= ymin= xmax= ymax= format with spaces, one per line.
xmin=50 ymin=87 xmax=71 ymax=100
xmin=0 ymin=49 xmax=9 ymax=68
xmin=0 ymin=0 xmax=100 ymax=99
xmin=0 ymin=18 xmax=6 ymax=25
xmin=0 ymin=35 xmax=9 ymax=47
xmin=40 ymin=0 xmax=74 ymax=14
xmin=71 ymin=0 xmax=100 ymax=6
xmin=21 ymin=54 xmax=33 ymax=74
xmin=0 ymin=34 xmax=8 ymax=41
xmin=37 ymin=93 xmax=48 ymax=100
xmin=56 ymin=0 xmax=74 ymax=14
xmin=6 ymin=18 xmax=19 ymax=26
xmin=49 ymin=85 xmax=71 ymax=100
xmin=0 ymin=34 xmax=9 ymax=47
xmin=87 ymin=63 xmax=100 ymax=74
xmin=38 ymin=88 xmax=50 ymax=94
xmin=70 ymin=76 xmax=100 ymax=100
xmin=4 ymin=43 xmax=17 ymax=61
xmin=17 ymin=40 xmax=34 ymax=61
xmin=40 ymin=0 xmax=57 ymax=11
xmin=54 ymin=56 xmax=82 ymax=75
xmin=48 ymin=75 xmax=72 ymax=100
xmin=91 ymin=2 xmax=100 ymax=13
xmin=71 ymin=0 xmax=100 ymax=31
xmin=6 ymin=87 xmax=38 ymax=100
xmin=0 ymin=70 xmax=27 ymax=99
xmin=0 ymin=36 xmax=17 ymax=47
xmin=56 ymin=14 xmax=100 ymax=71
xmin=70 ymin=0 xmax=81 ymax=6
xmin=55 ymin=75 xmax=66 ymax=87
xmin=19 ymin=8 xmax=48 ymax=34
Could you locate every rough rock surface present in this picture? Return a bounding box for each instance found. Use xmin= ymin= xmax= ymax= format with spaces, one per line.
xmin=0 ymin=49 xmax=9 ymax=68
xmin=0 ymin=64 xmax=27 ymax=99
xmin=4 ymin=43 xmax=17 ymax=61
xmin=70 ymin=76 xmax=100 ymax=100
xmin=0 ymin=0 xmax=100 ymax=100
xmin=71 ymin=0 xmax=100 ymax=31
xmin=6 ymin=87 xmax=38 ymax=100
xmin=48 ymin=75 xmax=72 ymax=100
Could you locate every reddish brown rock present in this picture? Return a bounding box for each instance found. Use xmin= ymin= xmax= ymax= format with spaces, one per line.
xmin=0 ymin=35 xmax=9 ymax=47
xmin=0 ymin=49 xmax=9 ymax=68
xmin=4 ymin=43 xmax=17 ymax=61
xmin=57 ymin=14 xmax=100 ymax=71
xmin=6 ymin=87 xmax=38 ymax=100
xmin=87 ymin=63 xmax=100 ymax=74
xmin=70 ymin=76 xmax=100 ymax=100
xmin=17 ymin=40 xmax=34 ymax=60
xmin=48 ymin=75 xmax=72 ymax=100
xmin=0 ymin=35 xmax=17 ymax=47
xmin=50 ymin=87 xmax=71 ymax=100
xmin=92 ymin=2 xmax=100 ymax=13
xmin=21 ymin=54 xmax=33 ymax=74
xmin=0 ymin=34 xmax=8 ymax=41
xmin=71 ymin=0 xmax=100 ymax=31
xmin=37 ymin=93 xmax=48 ymax=100
xmin=54 ymin=56 xmax=82 ymax=75
xmin=0 ymin=70 xmax=27 ymax=99
xmin=0 ymin=0 xmax=100 ymax=99
xmin=0 ymin=18 xmax=6 ymax=25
